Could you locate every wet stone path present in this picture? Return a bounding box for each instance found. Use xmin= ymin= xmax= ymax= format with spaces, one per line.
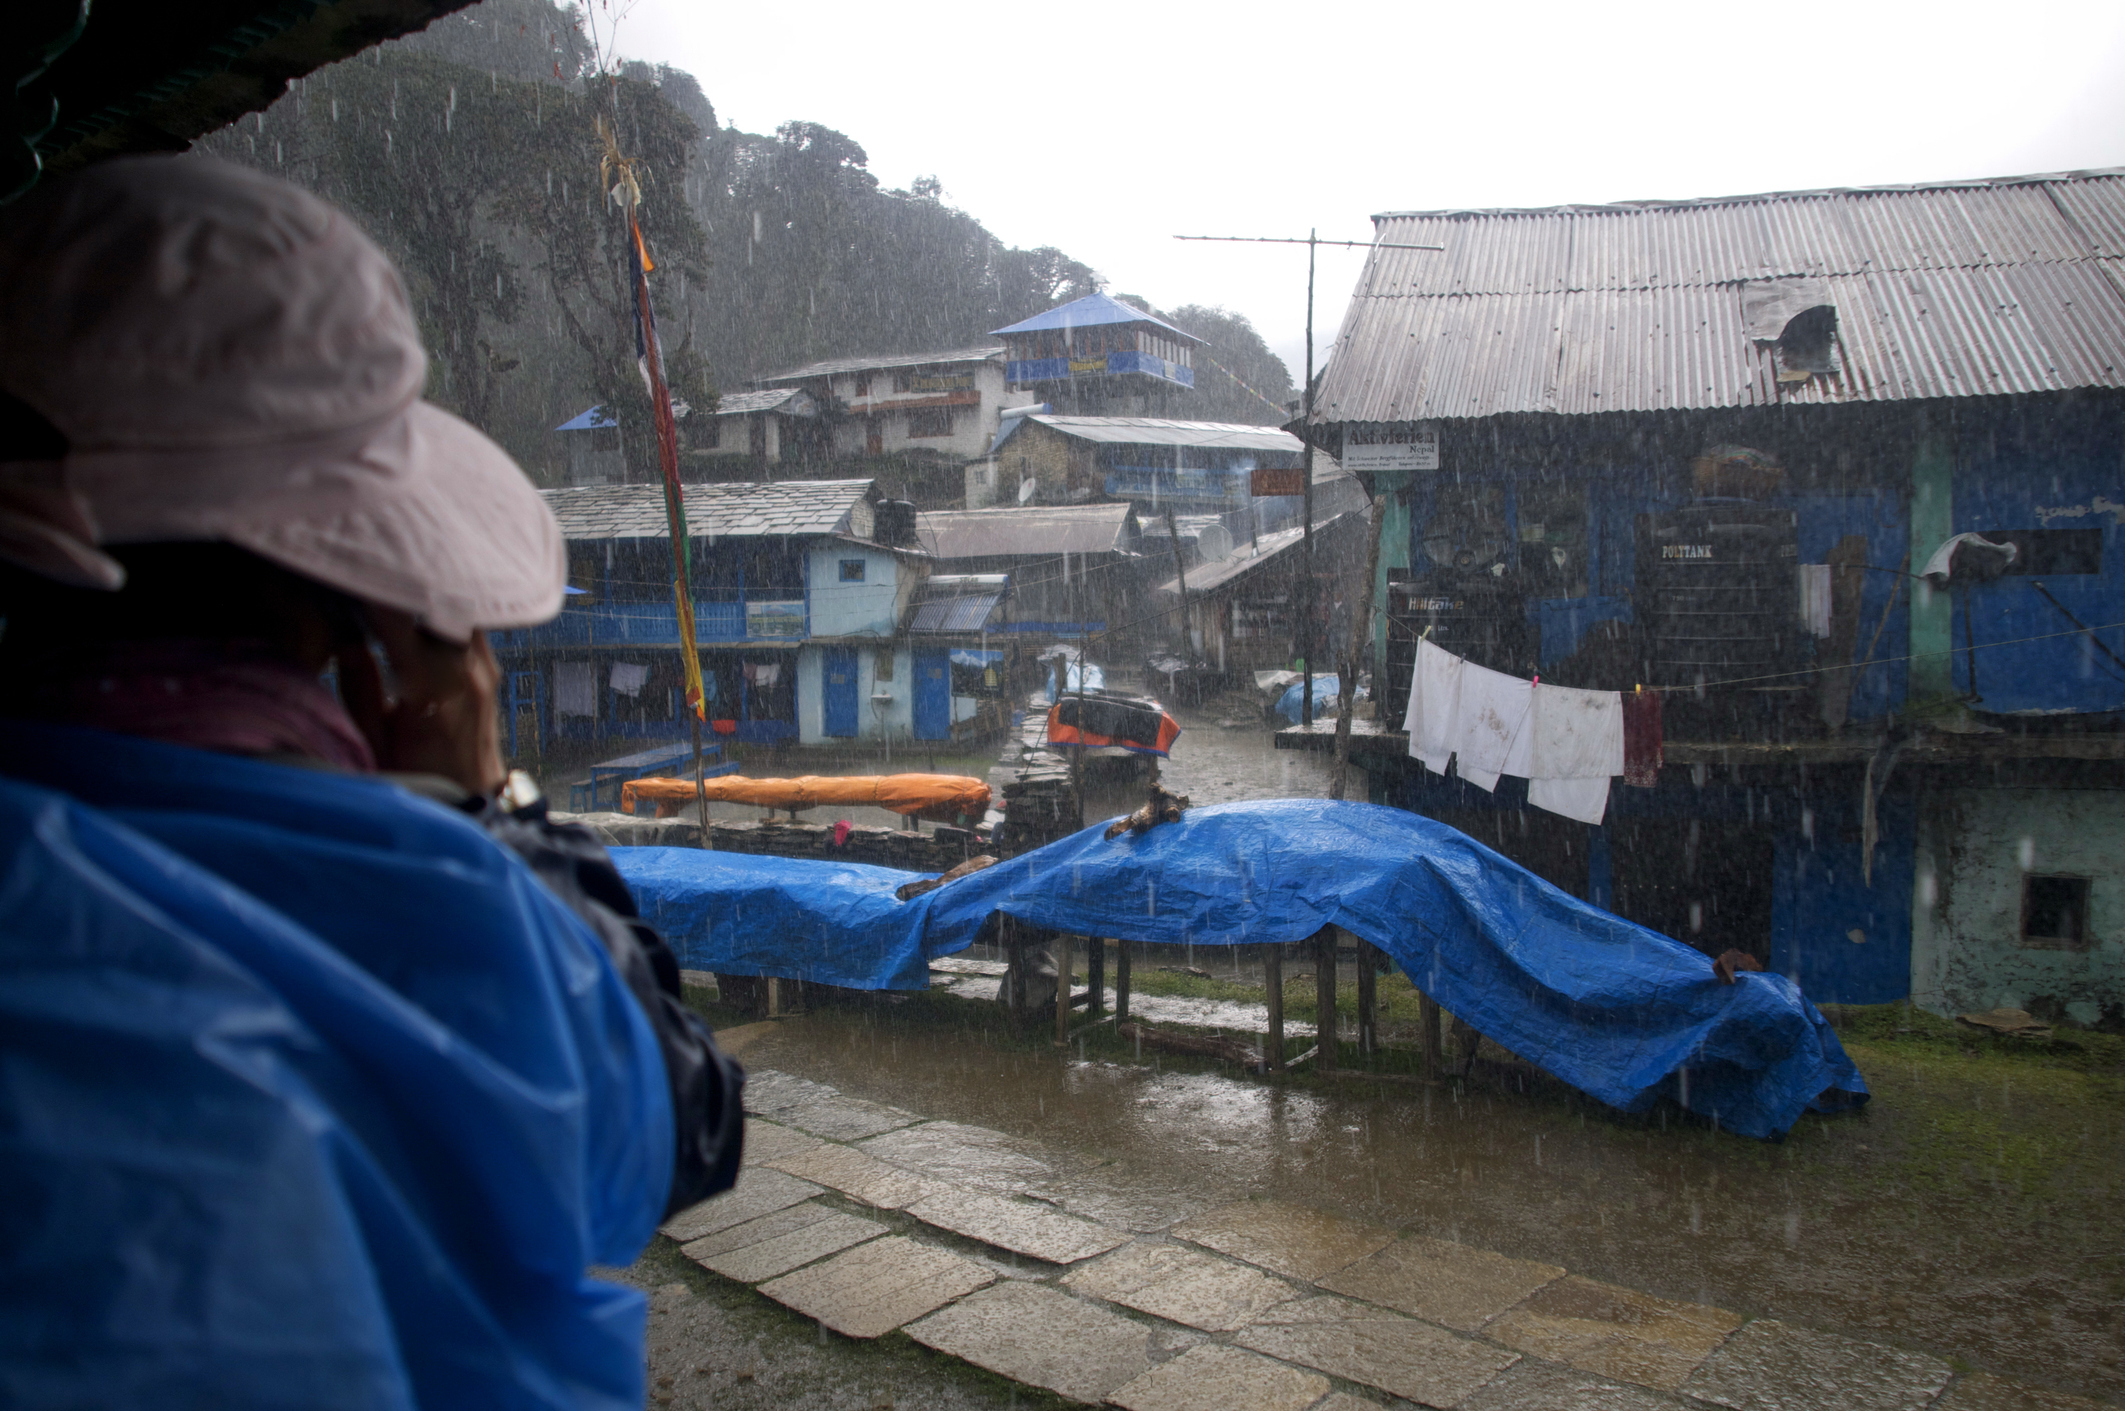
xmin=638 ymin=1067 xmax=2105 ymax=1411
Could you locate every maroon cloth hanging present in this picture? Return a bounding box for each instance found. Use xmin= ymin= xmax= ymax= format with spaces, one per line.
xmin=1622 ymin=689 xmax=1663 ymax=788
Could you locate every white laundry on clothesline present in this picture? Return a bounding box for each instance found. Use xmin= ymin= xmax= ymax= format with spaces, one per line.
xmin=1447 ymin=658 xmax=1533 ymax=792
xmin=554 ymin=660 xmax=595 ymax=717
xmin=1525 ymin=681 xmax=1624 ymax=825
xmin=1401 ymin=640 xmax=1625 ymax=824
xmin=1402 ymin=638 xmax=1462 ymax=776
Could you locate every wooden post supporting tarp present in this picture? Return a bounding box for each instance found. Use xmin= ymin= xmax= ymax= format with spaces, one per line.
xmin=1314 ymin=925 xmax=1337 ymax=1072
xmin=1263 ymin=945 xmax=1284 ymax=1073
xmin=1114 ymin=937 xmax=1131 ymax=1022
xmin=1356 ymin=942 xmax=1379 ymax=1058
xmin=1420 ymin=991 xmax=1443 ymax=1077
xmin=1054 ymin=931 xmax=1073 ymax=1047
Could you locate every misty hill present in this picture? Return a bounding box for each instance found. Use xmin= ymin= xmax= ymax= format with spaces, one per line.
xmin=193 ymin=0 xmax=1292 ymax=480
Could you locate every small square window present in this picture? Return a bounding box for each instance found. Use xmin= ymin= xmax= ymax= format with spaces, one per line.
xmin=838 ymin=559 xmax=866 ymax=583
xmin=2022 ymin=874 xmax=2092 ymax=950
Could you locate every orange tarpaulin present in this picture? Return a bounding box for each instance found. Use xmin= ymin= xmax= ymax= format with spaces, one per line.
xmin=620 ymin=774 xmax=991 ymax=825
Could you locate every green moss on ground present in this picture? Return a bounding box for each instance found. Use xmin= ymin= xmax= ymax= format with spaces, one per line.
xmin=1822 ymin=1001 xmax=2125 ymax=1074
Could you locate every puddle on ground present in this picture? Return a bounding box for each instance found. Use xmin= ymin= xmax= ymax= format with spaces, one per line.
xmin=702 ymin=691 xmax=2123 ymax=1401
xmin=728 ymin=1011 xmax=2125 ymax=1403
xmin=926 ymin=971 xmax=1317 ymax=1040
xmin=1068 ymin=700 xmax=1337 ymax=826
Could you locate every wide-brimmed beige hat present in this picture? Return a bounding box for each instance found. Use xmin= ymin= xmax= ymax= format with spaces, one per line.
xmin=0 ymin=156 xmax=563 ymax=642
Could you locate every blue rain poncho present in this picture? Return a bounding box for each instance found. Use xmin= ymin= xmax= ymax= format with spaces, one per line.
xmin=0 ymin=724 xmax=673 ymax=1410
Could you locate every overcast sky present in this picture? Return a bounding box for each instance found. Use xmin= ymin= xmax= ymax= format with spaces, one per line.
xmin=609 ymin=0 xmax=2125 ymax=381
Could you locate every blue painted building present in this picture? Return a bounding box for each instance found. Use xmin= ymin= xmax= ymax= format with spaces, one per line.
xmin=1290 ymin=170 xmax=2125 ymax=1024
xmin=496 ymin=477 xmax=1004 ymax=750
xmin=993 ymin=292 xmax=1202 ymax=417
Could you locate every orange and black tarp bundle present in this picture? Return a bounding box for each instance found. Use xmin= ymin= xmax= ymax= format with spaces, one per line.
xmin=1046 ymin=695 xmax=1181 ymax=757
xmin=620 ymin=774 xmax=992 ymax=825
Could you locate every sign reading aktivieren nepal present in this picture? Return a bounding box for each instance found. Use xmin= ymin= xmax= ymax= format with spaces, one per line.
xmin=1341 ymin=424 xmax=1441 ymax=472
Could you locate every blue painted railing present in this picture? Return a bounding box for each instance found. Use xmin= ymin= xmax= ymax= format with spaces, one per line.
xmin=493 ymin=595 xmax=806 ymax=650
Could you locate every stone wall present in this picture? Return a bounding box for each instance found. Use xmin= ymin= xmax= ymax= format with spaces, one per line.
xmin=1911 ymin=785 xmax=2125 ymax=1026
xmin=552 ymin=811 xmax=985 ymax=874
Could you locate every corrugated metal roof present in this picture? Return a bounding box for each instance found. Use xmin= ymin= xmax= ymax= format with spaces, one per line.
xmin=712 ymin=388 xmax=814 ymax=417
xmin=758 ymin=346 xmax=1002 ymax=384
xmin=1156 ymin=509 xmax=1366 ymax=597
xmin=991 ymin=292 xmax=1204 ymax=343
xmin=917 ymin=503 xmax=1139 ymax=560
xmin=1012 ymin=414 xmax=1305 ymax=454
xmin=1317 ymin=169 xmax=2125 ymax=425
xmin=908 ymin=576 xmax=1009 ymax=633
xmin=541 ymin=480 xmax=875 ymax=541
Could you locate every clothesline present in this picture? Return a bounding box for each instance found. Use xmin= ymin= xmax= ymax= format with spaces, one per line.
xmin=1402 ymin=639 xmax=1659 ymax=826
xmin=1637 ymin=617 xmax=2125 ymax=694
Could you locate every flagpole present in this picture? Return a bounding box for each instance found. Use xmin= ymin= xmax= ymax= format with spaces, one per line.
xmin=607 ymin=117 xmax=712 ymax=844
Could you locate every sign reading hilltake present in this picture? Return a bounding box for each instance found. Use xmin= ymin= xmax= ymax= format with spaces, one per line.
xmin=1342 ymin=424 xmax=1440 ymax=472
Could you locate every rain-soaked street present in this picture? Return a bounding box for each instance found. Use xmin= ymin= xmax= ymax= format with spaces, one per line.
xmin=619 ymin=699 xmax=2125 ymax=1409
xmin=21 ymin=5 xmax=2125 ymax=1406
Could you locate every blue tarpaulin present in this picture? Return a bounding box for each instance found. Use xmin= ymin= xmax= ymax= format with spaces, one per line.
xmin=1275 ymin=675 xmax=1363 ymax=723
xmin=0 ymin=725 xmax=672 ymax=1410
xmin=925 ymin=801 xmax=1866 ymax=1138
xmin=617 ymin=800 xmax=1866 ymax=1139
xmin=615 ymin=848 xmax=935 ymax=991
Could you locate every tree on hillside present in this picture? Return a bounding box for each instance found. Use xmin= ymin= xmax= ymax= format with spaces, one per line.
xmin=396 ymin=0 xmax=595 ymax=82
xmin=197 ymin=50 xmax=560 ymax=435
xmin=1161 ymin=304 xmax=1295 ymax=426
xmin=196 ymin=15 xmax=715 ymax=477
xmin=499 ymin=72 xmax=716 ymax=447
xmin=195 ymin=0 xmax=1110 ymax=467
xmin=689 ymin=120 xmax=1098 ymax=380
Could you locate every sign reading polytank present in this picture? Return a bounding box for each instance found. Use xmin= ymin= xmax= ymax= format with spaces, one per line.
xmin=1342 ymin=423 xmax=1440 ymax=472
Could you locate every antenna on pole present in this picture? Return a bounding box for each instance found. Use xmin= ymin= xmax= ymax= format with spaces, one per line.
xmin=1175 ymin=230 xmax=1442 ymax=726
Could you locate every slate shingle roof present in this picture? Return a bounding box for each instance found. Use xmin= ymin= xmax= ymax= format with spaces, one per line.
xmin=540 ymin=480 xmax=875 ymax=541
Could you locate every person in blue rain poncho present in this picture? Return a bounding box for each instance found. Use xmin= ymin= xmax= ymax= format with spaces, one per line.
xmin=0 ymin=157 xmax=743 ymax=1409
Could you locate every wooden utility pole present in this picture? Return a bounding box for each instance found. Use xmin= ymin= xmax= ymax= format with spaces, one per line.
xmin=1171 ymin=231 xmax=1441 ymax=726
xmin=1329 ymin=494 xmax=1387 ymax=801
xmin=1164 ymin=507 xmax=1192 ymax=664
xmin=1301 ymin=230 xmax=1317 ymax=724
xmin=1060 ymin=625 xmax=1090 ymax=1048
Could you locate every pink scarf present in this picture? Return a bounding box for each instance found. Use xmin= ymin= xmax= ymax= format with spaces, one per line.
xmin=14 ymin=641 xmax=376 ymax=773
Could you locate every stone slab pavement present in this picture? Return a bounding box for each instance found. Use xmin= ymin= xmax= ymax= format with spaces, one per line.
xmin=653 ymin=1068 xmax=2118 ymax=1410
